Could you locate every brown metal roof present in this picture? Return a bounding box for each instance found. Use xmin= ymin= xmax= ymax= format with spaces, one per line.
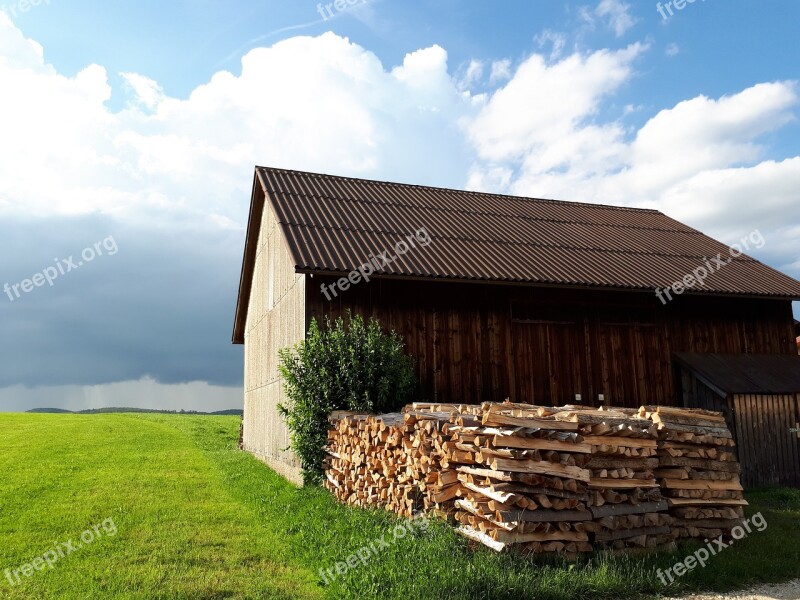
xmin=675 ymin=353 xmax=800 ymax=395
xmin=258 ymin=167 xmax=800 ymax=294
xmin=232 ymin=166 xmax=800 ymax=342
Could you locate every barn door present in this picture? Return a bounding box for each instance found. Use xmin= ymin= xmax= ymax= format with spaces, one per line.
xmin=512 ymin=320 xmax=585 ymax=405
xmin=597 ymin=321 xmax=666 ymax=407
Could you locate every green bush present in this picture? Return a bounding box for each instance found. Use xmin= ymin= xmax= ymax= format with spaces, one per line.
xmin=278 ymin=313 xmax=417 ymax=484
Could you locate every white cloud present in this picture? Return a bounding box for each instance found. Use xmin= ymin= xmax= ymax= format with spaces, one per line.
xmin=457 ymin=59 xmax=484 ymax=91
xmin=466 ymin=49 xmax=800 ymax=278
xmin=489 ymin=59 xmax=512 ymax=83
xmin=0 ymin=10 xmax=46 ymax=70
xmin=467 ymin=49 xmax=797 ymax=205
xmin=666 ymin=42 xmax=680 ymax=56
xmin=121 ymin=72 xmax=165 ymax=110
xmin=595 ymin=0 xmax=637 ymax=37
xmin=0 ymin=22 xmax=474 ymax=225
xmin=467 ymin=43 xmax=646 ymax=164
xmin=534 ymin=29 xmax=567 ymax=61
xmin=625 ymin=83 xmax=797 ymax=195
xmin=656 ymin=157 xmax=800 ymax=242
xmin=580 ymin=0 xmax=637 ymax=37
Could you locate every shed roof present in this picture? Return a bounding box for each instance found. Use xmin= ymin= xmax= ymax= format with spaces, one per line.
xmin=232 ymin=167 xmax=800 ymax=342
xmin=675 ymin=353 xmax=800 ymax=395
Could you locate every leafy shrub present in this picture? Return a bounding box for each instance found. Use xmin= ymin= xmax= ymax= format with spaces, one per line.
xmin=278 ymin=313 xmax=417 ymax=484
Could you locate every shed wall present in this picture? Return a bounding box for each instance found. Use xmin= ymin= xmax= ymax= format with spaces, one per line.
xmin=307 ymin=276 xmax=796 ymax=408
xmin=731 ymin=393 xmax=800 ymax=488
xmin=242 ymin=200 xmax=305 ymax=484
xmin=651 ymin=366 xmax=800 ymax=488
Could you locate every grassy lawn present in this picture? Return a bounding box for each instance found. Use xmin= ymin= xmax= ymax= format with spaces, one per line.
xmin=0 ymin=414 xmax=797 ymax=599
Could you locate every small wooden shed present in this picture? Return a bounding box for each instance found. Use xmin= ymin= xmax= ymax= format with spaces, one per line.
xmin=675 ymin=353 xmax=800 ymax=487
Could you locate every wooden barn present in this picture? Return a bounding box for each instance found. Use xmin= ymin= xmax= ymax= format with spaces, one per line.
xmin=232 ymin=166 xmax=800 ymax=484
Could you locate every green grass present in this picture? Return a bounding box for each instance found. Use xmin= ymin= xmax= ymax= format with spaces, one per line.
xmin=0 ymin=414 xmax=798 ymax=599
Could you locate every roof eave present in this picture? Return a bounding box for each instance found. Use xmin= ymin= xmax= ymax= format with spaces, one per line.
xmin=297 ymin=268 xmax=800 ymax=301
xmin=232 ymin=172 xmax=266 ymax=344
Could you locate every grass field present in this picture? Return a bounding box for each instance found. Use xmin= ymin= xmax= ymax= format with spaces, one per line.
xmin=0 ymin=413 xmax=798 ymax=599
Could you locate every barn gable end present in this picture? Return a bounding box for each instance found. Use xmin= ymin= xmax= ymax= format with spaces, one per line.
xmin=238 ymin=172 xmax=306 ymax=484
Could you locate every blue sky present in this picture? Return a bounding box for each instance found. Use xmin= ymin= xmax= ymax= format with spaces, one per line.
xmin=14 ymin=1 xmax=800 ymax=132
xmin=1 ymin=0 xmax=798 ymax=411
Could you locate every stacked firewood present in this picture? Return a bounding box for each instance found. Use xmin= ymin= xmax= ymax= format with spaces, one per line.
xmin=445 ymin=402 xmax=594 ymax=556
xmin=540 ymin=407 xmax=673 ymax=553
xmin=323 ymin=402 xmax=747 ymax=555
xmin=324 ymin=410 xmax=459 ymax=517
xmin=640 ymin=406 xmax=747 ymax=539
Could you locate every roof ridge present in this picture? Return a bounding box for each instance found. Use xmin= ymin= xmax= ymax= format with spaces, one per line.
xmin=255 ymin=165 xmax=668 ymax=216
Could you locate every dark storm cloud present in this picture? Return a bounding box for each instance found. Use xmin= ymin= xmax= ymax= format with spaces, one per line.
xmin=0 ymin=214 xmax=244 ymax=389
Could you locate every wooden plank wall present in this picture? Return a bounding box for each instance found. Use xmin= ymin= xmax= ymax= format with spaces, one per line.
xmin=306 ymin=278 xmax=513 ymax=404
xmin=306 ymin=277 xmax=796 ymax=409
xmin=678 ymin=368 xmax=736 ymax=434
xmin=242 ymin=193 xmax=305 ymax=485
xmin=732 ymin=393 xmax=800 ymax=488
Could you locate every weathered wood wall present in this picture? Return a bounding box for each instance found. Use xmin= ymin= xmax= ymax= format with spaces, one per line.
xmin=242 ymin=193 xmax=305 ymax=485
xmin=679 ymin=367 xmax=800 ymax=488
xmin=307 ymin=276 xmax=796 ymax=409
xmin=731 ymin=392 xmax=800 ymax=488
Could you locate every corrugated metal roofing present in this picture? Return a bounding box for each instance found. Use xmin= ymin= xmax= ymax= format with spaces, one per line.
xmin=255 ymin=166 xmax=800 ymax=299
xmin=675 ymin=353 xmax=800 ymax=395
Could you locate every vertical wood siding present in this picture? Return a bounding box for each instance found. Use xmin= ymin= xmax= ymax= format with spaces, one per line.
xmin=731 ymin=393 xmax=800 ymax=488
xmin=306 ymin=277 xmax=795 ymax=409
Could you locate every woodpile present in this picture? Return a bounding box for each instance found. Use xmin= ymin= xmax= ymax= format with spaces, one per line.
xmin=547 ymin=407 xmax=675 ymax=553
xmin=445 ymin=402 xmax=594 ymax=557
xmin=324 ymin=410 xmax=459 ymax=517
xmin=640 ymin=406 xmax=747 ymax=539
xmin=323 ymin=402 xmax=747 ymax=556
